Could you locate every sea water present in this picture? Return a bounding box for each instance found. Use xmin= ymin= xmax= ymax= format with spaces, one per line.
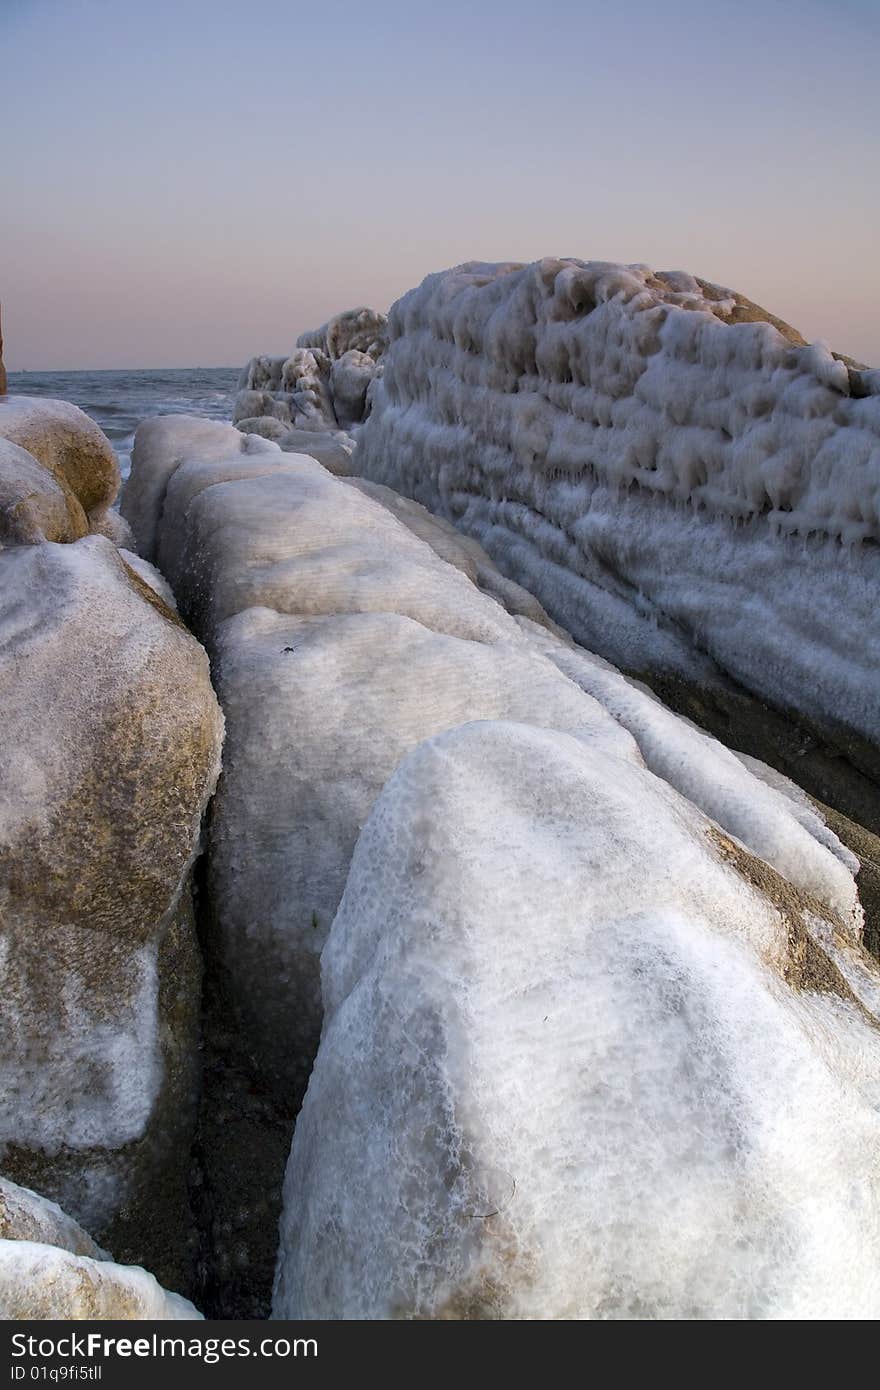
xmin=6 ymin=367 xmax=239 ymax=478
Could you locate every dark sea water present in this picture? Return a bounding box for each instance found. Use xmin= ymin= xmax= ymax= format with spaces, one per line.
xmin=6 ymin=367 xmax=240 ymax=478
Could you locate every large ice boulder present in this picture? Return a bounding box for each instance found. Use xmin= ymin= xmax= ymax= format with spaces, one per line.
xmin=355 ymin=259 xmax=880 ymax=817
xmin=0 ymin=532 xmax=223 ymax=1289
xmin=275 ymin=719 xmax=880 ymax=1320
xmin=296 ymin=305 xmax=388 ymax=362
xmin=120 ymin=414 xmax=280 ymax=563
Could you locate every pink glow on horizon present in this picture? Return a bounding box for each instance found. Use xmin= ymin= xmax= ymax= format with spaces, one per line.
xmin=3 ymin=0 xmax=878 ymax=370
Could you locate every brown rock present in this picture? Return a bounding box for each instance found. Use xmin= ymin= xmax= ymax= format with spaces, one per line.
xmin=0 ymin=396 xmax=120 ymax=526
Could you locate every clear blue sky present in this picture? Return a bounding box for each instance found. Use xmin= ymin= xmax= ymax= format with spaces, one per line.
xmin=2 ymin=0 xmax=878 ymax=368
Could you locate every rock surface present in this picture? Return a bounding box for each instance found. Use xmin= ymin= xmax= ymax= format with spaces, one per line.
xmin=0 ymin=437 xmax=89 ymax=545
xmin=0 ymin=1243 xmax=201 ymax=1319
xmin=0 ymin=532 xmax=223 ymax=1289
xmin=0 ymin=1176 xmax=201 ymax=1318
xmin=0 ymin=396 xmax=121 ymax=533
xmin=0 ymin=1177 xmax=107 ymax=1259
xmin=275 ymin=719 xmax=880 ymax=1320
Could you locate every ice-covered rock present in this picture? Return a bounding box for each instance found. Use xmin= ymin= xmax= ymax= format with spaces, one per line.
xmin=118 ymin=548 xmax=179 ymax=611
xmin=217 ymin=416 xmax=357 ymax=472
xmin=1 ymin=1177 xmax=107 ymax=1259
xmin=297 ymin=306 xmax=388 ymax=362
xmin=0 ymin=437 xmax=88 ymax=545
xmin=355 ymin=259 xmax=880 ymax=786
xmin=0 ymin=532 xmax=223 ymax=1288
xmin=0 ymin=396 xmax=121 ymax=535
xmin=233 ymin=306 xmax=387 ymax=451
xmin=275 ymin=719 xmax=880 ymax=1320
xmin=129 ymin=412 xmax=875 ymax=1312
xmin=120 ymin=414 xmax=279 ymax=562
xmin=129 ymin=416 xmax=865 ymax=1085
xmin=0 ymin=1242 xmax=202 ymax=1319
xmin=330 ymin=350 xmax=379 ymax=429
xmin=0 ymin=1177 xmax=202 ymax=1317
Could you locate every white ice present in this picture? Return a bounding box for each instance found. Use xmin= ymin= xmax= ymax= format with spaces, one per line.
xmin=275 ymin=720 xmax=880 ymax=1320
xmin=125 ymin=416 xmax=867 ymax=1116
xmin=355 ymin=259 xmax=880 ymax=753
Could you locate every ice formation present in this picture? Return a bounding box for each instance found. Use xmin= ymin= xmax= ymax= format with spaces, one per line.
xmin=296 ymin=305 xmax=388 ymax=362
xmin=126 ymin=417 xmax=866 ymax=1108
xmin=275 ymin=720 xmax=880 ymax=1320
xmin=0 ymin=530 xmax=222 ymax=1275
xmin=355 ymin=260 xmax=880 ymax=767
xmin=233 ymin=305 xmax=386 ymax=457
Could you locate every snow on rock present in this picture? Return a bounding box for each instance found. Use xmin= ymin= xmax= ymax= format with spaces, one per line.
xmin=233 ymin=306 xmax=387 ymax=453
xmin=275 ymin=719 xmax=880 ymax=1320
xmin=0 ymin=532 xmax=223 ymax=1287
xmin=0 ymin=1242 xmax=202 ymax=1319
xmin=517 ymin=618 xmax=862 ymax=925
xmin=0 ymin=396 xmax=121 ymax=535
xmin=355 ymin=259 xmax=880 ymax=769
xmin=130 ymin=413 xmax=877 ymax=1312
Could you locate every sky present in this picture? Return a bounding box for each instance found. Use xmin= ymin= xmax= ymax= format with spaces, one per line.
xmin=2 ymin=0 xmax=878 ymax=369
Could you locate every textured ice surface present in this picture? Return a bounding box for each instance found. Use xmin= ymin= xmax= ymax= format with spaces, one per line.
xmin=121 ymin=415 xmax=278 ymax=562
xmin=129 ymin=417 xmax=865 ymax=1110
xmin=355 ymin=259 xmax=880 ymax=754
xmin=0 ymin=1241 xmax=201 ymax=1319
xmin=234 ymin=307 xmax=387 ymax=451
xmin=275 ymin=720 xmax=880 ymax=1320
xmin=296 ymin=306 xmax=388 ymax=362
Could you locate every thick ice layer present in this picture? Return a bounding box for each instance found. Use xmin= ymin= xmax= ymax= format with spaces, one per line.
xmin=296 ymin=306 xmax=388 ymax=362
xmin=355 ymin=259 xmax=880 ymax=757
xmin=121 ymin=415 xmax=279 ymax=562
xmin=275 ymin=720 xmax=880 ymax=1320
xmin=234 ymin=306 xmax=387 ymax=450
xmin=234 ymin=420 xmax=356 ymax=474
xmin=0 ymin=1242 xmax=201 ymax=1319
xmin=127 ymin=417 xmax=864 ymax=1114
